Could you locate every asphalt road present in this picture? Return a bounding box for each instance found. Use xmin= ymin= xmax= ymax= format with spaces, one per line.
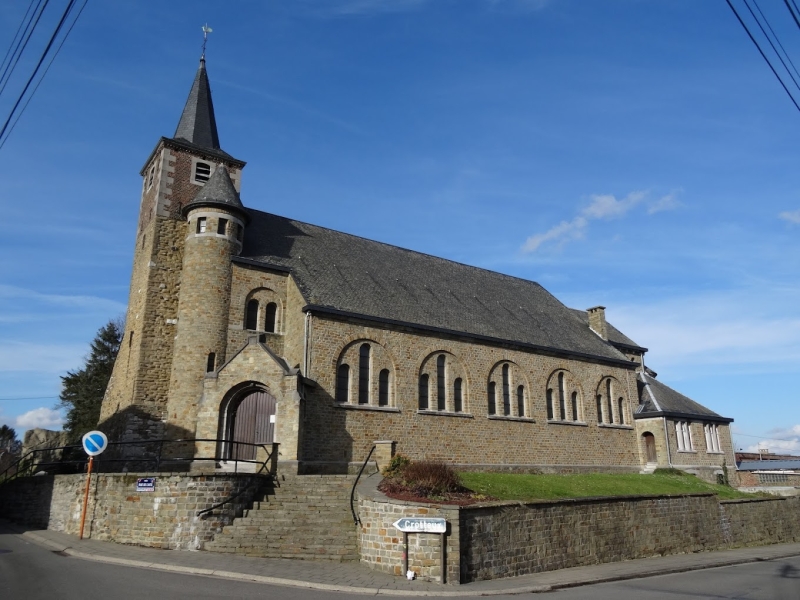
xmin=1 ymin=529 xmax=799 ymax=599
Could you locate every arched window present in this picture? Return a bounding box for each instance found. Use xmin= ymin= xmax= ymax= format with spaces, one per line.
xmin=379 ymin=369 xmax=390 ymax=406
xmin=336 ymin=364 xmax=349 ymax=402
xmin=596 ymin=395 xmax=603 ymax=423
xmin=606 ymin=379 xmax=614 ymax=424
xmin=571 ymin=391 xmax=579 ymax=421
xmin=517 ymin=385 xmax=525 ymax=417
xmin=419 ymin=374 xmax=429 ymax=410
xmin=546 ymin=389 xmax=554 ymax=420
xmin=617 ymin=397 xmax=625 ymax=424
xmin=264 ymin=302 xmax=277 ymax=333
xmin=558 ymin=372 xmax=566 ymax=420
xmin=502 ymin=364 xmax=510 ymax=416
xmin=358 ymin=343 xmax=370 ymax=404
xmin=437 ymin=354 xmax=446 ymax=411
xmin=454 ymin=378 xmax=463 ymax=413
xmin=487 ymin=381 xmax=496 ymax=415
xmin=245 ymin=299 xmax=259 ymax=330
xmin=206 ymin=352 xmax=216 ymax=373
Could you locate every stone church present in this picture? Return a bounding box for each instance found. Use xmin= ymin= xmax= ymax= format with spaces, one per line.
xmin=99 ymin=57 xmax=736 ymax=482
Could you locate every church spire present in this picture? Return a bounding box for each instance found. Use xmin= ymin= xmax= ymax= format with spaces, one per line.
xmin=174 ymin=56 xmax=220 ymax=150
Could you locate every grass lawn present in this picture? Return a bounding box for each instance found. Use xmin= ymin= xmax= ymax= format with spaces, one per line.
xmin=458 ymin=470 xmax=754 ymax=501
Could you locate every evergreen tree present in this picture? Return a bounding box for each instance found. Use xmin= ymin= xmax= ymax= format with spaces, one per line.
xmin=0 ymin=424 xmax=20 ymax=454
xmin=58 ymin=319 xmax=123 ymax=441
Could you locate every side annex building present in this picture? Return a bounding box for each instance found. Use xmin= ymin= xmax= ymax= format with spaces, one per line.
xmin=99 ymin=57 xmax=737 ymax=483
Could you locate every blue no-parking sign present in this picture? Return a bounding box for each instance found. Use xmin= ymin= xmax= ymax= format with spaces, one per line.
xmin=81 ymin=431 xmax=108 ymax=456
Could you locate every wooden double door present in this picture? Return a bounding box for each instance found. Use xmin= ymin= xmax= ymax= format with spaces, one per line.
xmin=228 ymin=390 xmax=276 ymax=461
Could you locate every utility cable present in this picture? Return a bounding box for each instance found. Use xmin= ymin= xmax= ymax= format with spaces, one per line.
xmin=753 ymin=0 xmax=800 ymax=85
xmin=726 ymin=0 xmax=800 ymax=114
xmin=0 ymin=0 xmax=49 ymax=96
xmin=0 ymin=0 xmax=88 ymax=150
xmin=0 ymin=0 xmax=77 ymax=148
xmin=744 ymin=0 xmax=800 ymax=93
xmin=0 ymin=0 xmax=38 ymax=85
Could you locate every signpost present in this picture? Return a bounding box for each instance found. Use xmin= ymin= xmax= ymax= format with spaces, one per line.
xmin=79 ymin=431 xmax=108 ymax=539
xmin=392 ymin=518 xmax=448 ymax=583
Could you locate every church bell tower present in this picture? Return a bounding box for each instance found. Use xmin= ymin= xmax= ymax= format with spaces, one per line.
xmin=99 ymin=55 xmax=246 ymax=443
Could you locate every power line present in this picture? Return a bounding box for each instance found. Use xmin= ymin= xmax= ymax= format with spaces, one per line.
xmin=744 ymin=0 xmax=800 ymax=94
xmin=753 ymin=0 xmax=800 ymax=83
xmin=726 ymin=0 xmax=800 ymax=114
xmin=0 ymin=0 xmax=49 ymax=96
xmin=0 ymin=0 xmax=78 ymax=148
xmin=0 ymin=0 xmax=39 ymax=85
xmin=0 ymin=0 xmax=88 ymax=150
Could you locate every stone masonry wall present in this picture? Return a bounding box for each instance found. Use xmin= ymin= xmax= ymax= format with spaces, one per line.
xmin=357 ymin=479 xmax=800 ymax=584
xmin=227 ymin=263 xmax=289 ymax=359
xmin=303 ymin=315 xmax=641 ymax=468
xmin=358 ymin=478 xmax=461 ymax=583
xmin=0 ymin=473 xmax=258 ymax=550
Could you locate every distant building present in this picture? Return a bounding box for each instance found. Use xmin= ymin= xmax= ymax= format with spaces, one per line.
xmin=99 ymin=57 xmax=737 ymax=482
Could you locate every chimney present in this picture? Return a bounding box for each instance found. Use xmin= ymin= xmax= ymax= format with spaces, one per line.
xmin=587 ymin=306 xmax=608 ymax=340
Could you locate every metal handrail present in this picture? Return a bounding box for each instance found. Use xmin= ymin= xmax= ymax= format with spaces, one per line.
xmin=196 ymin=443 xmax=278 ymax=517
xmin=0 ymin=437 xmax=274 ymax=484
xmin=350 ymin=445 xmax=377 ymax=526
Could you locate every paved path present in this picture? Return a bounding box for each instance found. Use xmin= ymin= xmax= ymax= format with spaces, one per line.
xmin=3 ymin=519 xmax=799 ymax=596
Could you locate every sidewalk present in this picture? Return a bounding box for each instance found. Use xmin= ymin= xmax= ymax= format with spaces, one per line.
xmin=2 ymin=519 xmax=799 ymax=596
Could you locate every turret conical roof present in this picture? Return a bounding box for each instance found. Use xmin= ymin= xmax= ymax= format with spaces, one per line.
xmin=182 ymin=165 xmax=248 ymax=222
xmin=174 ymin=58 xmax=220 ymax=150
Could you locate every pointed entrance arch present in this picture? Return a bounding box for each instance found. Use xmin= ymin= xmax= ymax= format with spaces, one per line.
xmin=225 ymin=388 xmax=276 ymax=461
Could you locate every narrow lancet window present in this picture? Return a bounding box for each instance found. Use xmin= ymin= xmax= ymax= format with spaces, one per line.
xmin=454 ymin=378 xmax=463 ymax=413
xmin=264 ymin=303 xmax=277 ymax=333
xmin=419 ymin=374 xmax=429 ymax=410
xmin=379 ymin=369 xmax=390 ymax=406
xmin=336 ymin=364 xmax=349 ymax=402
xmin=437 ymin=355 xmax=446 ymax=411
xmin=245 ymin=299 xmax=258 ymax=330
xmin=502 ymin=364 xmax=510 ymax=416
xmin=358 ymin=344 xmax=370 ymax=404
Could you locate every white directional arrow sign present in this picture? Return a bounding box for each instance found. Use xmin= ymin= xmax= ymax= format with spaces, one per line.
xmin=392 ymin=517 xmax=446 ymax=533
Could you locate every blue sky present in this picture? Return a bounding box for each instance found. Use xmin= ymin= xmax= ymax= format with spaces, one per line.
xmin=0 ymin=0 xmax=798 ymax=454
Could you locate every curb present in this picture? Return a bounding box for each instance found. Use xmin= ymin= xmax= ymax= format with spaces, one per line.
xmin=15 ymin=530 xmax=800 ymax=597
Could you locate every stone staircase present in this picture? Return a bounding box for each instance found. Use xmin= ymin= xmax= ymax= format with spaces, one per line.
xmin=204 ymin=473 xmax=359 ymax=561
xmin=640 ymin=462 xmax=658 ymax=474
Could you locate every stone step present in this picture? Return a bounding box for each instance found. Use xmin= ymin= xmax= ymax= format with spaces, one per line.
xmin=205 ymin=473 xmax=358 ymax=561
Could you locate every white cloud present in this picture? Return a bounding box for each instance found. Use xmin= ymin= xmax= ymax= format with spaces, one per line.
xmin=521 ymin=216 xmax=587 ymax=252
xmin=522 ymin=190 xmax=648 ymax=252
xmin=14 ymin=407 xmax=63 ymax=431
xmin=647 ymin=192 xmax=681 ymax=214
xmin=582 ymin=191 xmax=645 ymax=219
xmin=606 ymin=290 xmax=800 ymax=371
xmin=779 ymin=209 xmax=800 ymax=224
xmin=0 ymin=341 xmax=86 ymax=373
xmin=0 ymin=285 xmax=126 ymax=313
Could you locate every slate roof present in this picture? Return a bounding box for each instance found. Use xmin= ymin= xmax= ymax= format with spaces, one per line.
xmin=238 ymin=209 xmax=634 ymax=366
xmin=569 ymin=308 xmax=646 ymax=351
xmin=635 ymin=372 xmax=732 ymax=422
xmin=737 ymin=460 xmax=800 ymax=471
xmin=183 ymin=166 xmax=247 ymax=221
xmin=174 ymin=58 xmax=221 ymax=151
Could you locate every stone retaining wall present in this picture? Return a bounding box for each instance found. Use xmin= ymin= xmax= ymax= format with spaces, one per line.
xmin=357 ymin=477 xmax=800 ymax=584
xmin=0 ymin=472 xmax=259 ymax=550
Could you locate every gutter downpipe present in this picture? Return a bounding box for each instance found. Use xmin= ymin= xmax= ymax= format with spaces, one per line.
xmin=663 ymin=416 xmax=673 ymax=467
xmin=303 ymin=311 xmax=312 ymax=376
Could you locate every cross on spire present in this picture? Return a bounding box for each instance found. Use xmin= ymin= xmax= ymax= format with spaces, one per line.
xmin=201 ymin=24 xmax=212 ymax=60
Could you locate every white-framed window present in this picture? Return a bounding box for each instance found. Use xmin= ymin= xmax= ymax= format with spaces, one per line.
xmin=704 ymin=423 xmax=722 ymax=453
xmin=675 ymin=421 xmax=694 ymax=452
xmin=196 ymin=217 xmax=207 ymax=233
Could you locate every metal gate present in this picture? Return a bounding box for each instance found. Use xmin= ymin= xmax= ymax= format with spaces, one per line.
xmin=229 ymin=390 xmax=276 ymax=461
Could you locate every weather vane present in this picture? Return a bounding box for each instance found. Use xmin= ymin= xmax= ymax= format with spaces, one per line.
xmin=201 ymin=23 xmax=213 ymax=59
